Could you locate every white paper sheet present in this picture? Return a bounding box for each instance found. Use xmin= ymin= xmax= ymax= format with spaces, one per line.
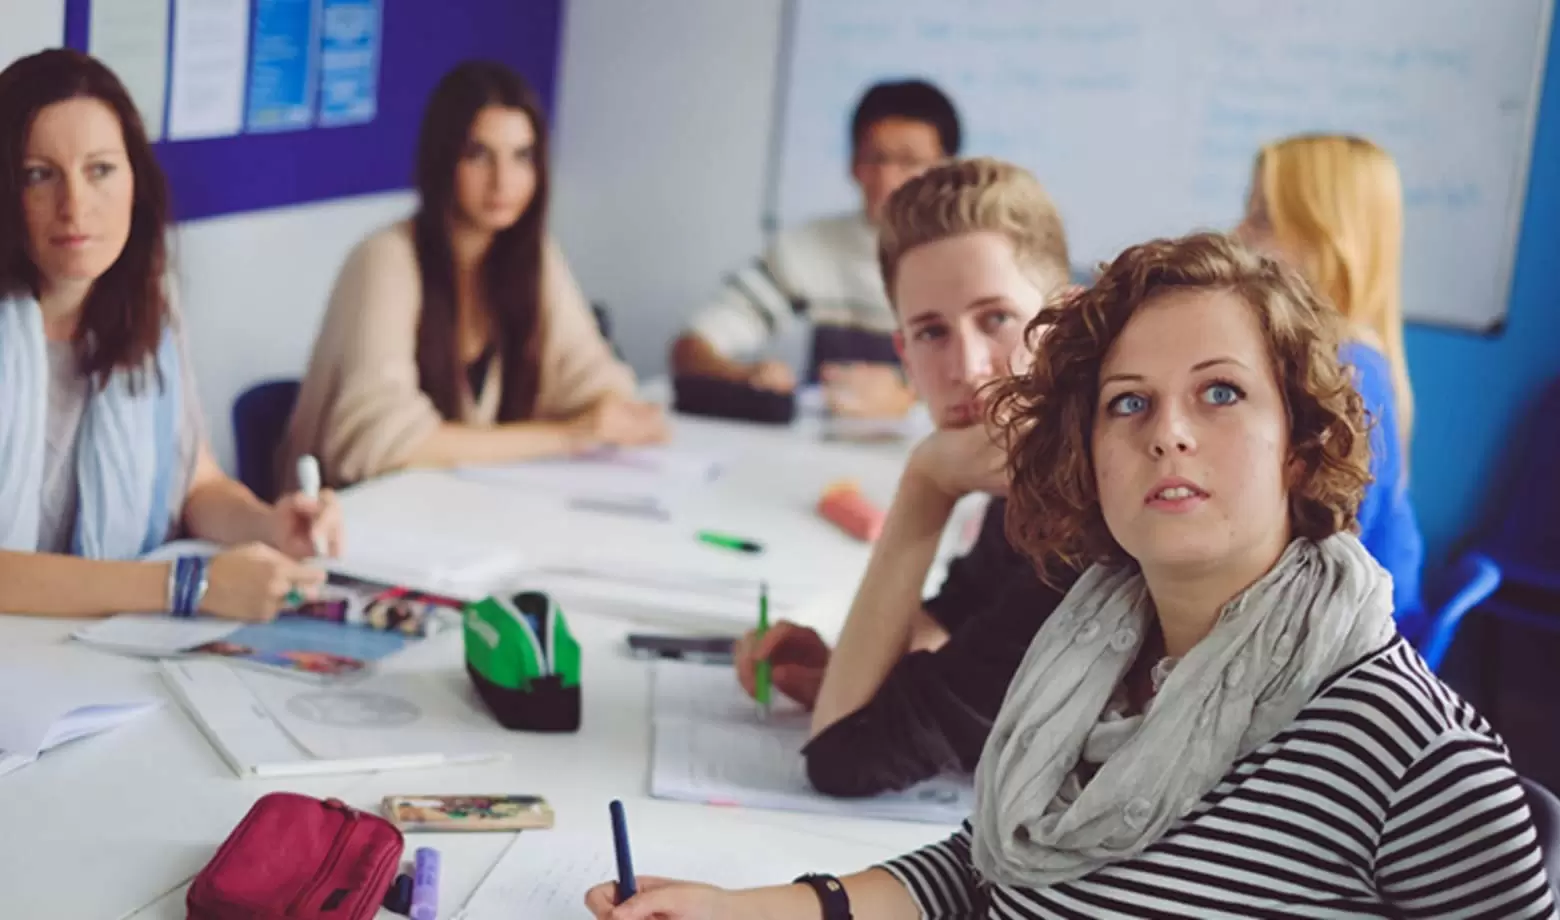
xmin=648 ymin=661 xmax=973 ymax=824
xmin=0 ymin=665 xmax=160 ymax=778
xmin=520 ymin=561 xmax=819 ymax=631
xmin=234 ymin=665 xmax=504 ymax=761
xmin=455 ymin=445 xmax=724 ymax=505
xmin=166 ymin=0 xmax=250 ymax=140
xmin=161 ymin=660 xmax=508 ymax=778
xmin=89 ymin=0 xmax=171 ymax=139
xmin=457 ymin=827 xmax=897 ymax=919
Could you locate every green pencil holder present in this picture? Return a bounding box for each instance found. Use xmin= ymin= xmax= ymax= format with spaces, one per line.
xmin=463 ymin=590 xmax=581 ymax=733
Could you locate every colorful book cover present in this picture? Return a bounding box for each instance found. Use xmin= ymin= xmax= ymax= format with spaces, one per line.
xmin=189 ymin=575 xmax=467 ymax=681
xmin=285 ymin=573 xmax=466 ymax=637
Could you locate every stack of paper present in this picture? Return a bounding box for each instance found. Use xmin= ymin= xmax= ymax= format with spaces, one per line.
xmin=647 ymin=660 xmax=973 ymax=824
xmin=517 ymin=562 xmax=818 ymax=631
xmin=0 ymin=666 xmax=161 ymax=778
xmin=144 ymin=537 xmax=522 ymax=601
xmin=455 ymin=446 xmax=724 ymax=516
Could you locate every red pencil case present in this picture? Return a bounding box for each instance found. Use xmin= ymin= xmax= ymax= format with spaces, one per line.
xmin=188 ymin=792 xmax=404 ymax=920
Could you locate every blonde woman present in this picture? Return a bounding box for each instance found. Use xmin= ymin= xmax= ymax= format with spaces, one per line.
xmin=1237 ymin=134 xmax=1424 ymax=622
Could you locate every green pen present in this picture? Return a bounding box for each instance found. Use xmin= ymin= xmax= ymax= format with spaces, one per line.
xmin=697 ymin=530 xmax=764 ymax=554
xmin=755 ymin=581 xmax=771 ymax=720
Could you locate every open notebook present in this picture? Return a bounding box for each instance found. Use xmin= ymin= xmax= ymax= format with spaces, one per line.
xmin=161 ymin=659 xmax=509 ymax=778
xmin=0 ymin=665 xmax=160 ymax=778
xmin=648 ymin=659 xmax=973 ymax=824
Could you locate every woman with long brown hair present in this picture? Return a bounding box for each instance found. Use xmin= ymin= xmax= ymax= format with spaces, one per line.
xmin=0 ymin=49 xmax=340 ymax=621
xmin=284 ymin=60 xmax=666 ymax=489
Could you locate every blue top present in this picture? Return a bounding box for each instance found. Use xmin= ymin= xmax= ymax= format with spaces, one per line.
xmin=1341 ymin=341 xmax=1424 ymax=624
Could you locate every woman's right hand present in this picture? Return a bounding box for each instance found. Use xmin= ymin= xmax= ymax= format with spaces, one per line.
xmin=734 ymin=620 xmax=832 ymax=710
xmin=572 ymin=396 xmax=671 ymax=450
xmin=201 ymin=542 xmax=325 ymax=622
xmin=584 ymin=877 xmax=736 ymax=920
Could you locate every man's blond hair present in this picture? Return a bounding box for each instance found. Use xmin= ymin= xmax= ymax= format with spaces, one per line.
xmin=878 ymin=157 xmax=1071 ymax=304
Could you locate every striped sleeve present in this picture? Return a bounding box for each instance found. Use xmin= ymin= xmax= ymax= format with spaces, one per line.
xmin=1376 ymin=731 xmax=1559 ymax=919
xmin=878 ymin=822 xmax=980 ymax=918
xmin=684 ymin=257 xmax=800 ymax=358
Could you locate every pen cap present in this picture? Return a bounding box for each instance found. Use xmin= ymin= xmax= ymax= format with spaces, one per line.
xmin=296 ymin=455 xmax=322 ymax=497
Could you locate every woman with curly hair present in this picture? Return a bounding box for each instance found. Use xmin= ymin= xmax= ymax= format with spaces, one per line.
xmin=584 ymin=232 xmax=1554 ymax=919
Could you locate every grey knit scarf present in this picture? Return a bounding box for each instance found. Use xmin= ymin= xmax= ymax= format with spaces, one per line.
xmin=971 ymin=534 xmax=1396 ymax=889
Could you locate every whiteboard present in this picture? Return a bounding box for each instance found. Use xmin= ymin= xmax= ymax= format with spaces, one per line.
xmin=769 ymin=0 xmax=1554 ymax=331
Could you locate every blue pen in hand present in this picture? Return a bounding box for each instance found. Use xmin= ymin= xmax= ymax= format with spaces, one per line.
xmin=610 ymin=799 xmax=637 ymax=903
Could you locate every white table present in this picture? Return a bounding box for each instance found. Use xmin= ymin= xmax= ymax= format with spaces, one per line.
xmin=0 ymin=412 xmax=975 ymax=919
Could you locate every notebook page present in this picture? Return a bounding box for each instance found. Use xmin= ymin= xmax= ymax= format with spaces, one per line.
xmin=648 ymin=661 xmax=972 ymax=825
xmin=457 ymin=827 xmax=896 ymax=920
xmin=652 ymin=658 xmax=808 ymax=726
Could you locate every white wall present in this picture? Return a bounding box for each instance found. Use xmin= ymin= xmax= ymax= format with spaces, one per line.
xmin=173 ymin=192 xmax=416 ymax=470
xmin=549 ymin=0 xmax=795 ymax=377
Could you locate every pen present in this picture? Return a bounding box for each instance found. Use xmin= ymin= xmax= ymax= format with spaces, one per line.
xmin=296 ymin=454 xmax=327 ymax=558
xmin=610 ymin=799 xmax=637 ymax=903
xmin=755 ymin=581 xmax=771 ymax=720
xmin=697 ymin=530 xmax=763 ymax=554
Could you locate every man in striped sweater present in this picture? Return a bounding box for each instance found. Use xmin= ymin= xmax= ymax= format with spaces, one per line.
xmin=670 ymin=79 xmax=961 ymax=419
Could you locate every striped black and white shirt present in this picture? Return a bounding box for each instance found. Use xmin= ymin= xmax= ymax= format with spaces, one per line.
xmin=882 ymin=637 xmax=1558 ymax=919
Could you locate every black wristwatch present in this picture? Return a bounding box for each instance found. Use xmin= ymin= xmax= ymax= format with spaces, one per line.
xmin=794 ymin=874 xmax=852 ymax=920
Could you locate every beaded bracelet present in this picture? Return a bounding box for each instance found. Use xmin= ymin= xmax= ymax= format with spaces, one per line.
xmin=169 ymin=555 xmax=210 ymax=618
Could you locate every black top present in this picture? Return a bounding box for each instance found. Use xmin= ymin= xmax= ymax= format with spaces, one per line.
xmin=806 ymin=323 xmax=901 ymax=383
xmin=466 ymin=345 xmax=496 ymax=398
xmin=802 ymin=499 xmax=1075 ymax=797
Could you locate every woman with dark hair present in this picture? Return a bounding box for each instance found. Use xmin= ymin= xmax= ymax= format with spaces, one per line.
xmin=0 ymin=49 xmax=340 ymax=621
xmin=283 ymin=60 xmax=665 ymax=489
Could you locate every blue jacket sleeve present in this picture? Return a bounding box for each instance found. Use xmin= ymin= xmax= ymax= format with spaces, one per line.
xmin=1341 ymin=342 xmax=1425 ymax=620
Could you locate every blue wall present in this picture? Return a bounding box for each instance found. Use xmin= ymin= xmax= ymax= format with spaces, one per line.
xmin=1406 ymin=12 xmax=1559 ymax=569
xmin=65 ymin=0 xmax=565 ymax=221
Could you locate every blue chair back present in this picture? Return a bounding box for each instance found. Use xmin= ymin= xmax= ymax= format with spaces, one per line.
xmin=1487 ymin=377 xmax=1560 ymax=592
xmin=232 ymin=379 xmax=300 ymax=503
xmin=1416 ymin=552 xmax=1502 ymax=671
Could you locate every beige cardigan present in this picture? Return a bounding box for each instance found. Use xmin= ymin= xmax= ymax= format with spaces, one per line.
xmin=280 ymin=221 xmax=635 ymax=490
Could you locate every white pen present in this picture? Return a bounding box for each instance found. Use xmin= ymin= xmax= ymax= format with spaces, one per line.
xmin=295 ymin=454 xmax=327 ymax=558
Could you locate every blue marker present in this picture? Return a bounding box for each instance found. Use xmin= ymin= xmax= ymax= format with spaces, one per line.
xmin=610 ymin=799 xmax=637 ymax=902
xmin=409 ymin=847 xmax=440 ymax=920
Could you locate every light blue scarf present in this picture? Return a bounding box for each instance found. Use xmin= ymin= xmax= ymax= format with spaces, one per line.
xmin=0 ymin=292 xmax=181 ymax=559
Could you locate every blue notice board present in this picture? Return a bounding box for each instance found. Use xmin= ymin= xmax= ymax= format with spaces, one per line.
xmin=246 ymin=0 xmax=320 ymax=132
xmin=63 ymin=0 xmax=564 ymax=221
xmin=318 ymin=0 xmax=379 ymax=126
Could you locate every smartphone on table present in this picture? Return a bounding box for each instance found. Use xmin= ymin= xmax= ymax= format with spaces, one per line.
xmin=625 ymin=633 xmax=737 ymax=665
